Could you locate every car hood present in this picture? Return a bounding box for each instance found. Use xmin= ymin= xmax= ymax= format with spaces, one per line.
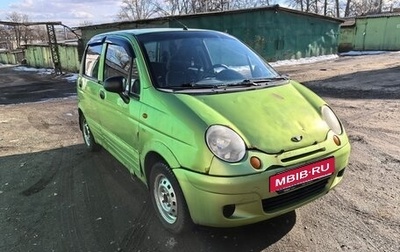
xmin=175 ymin=82 xmax=330 ymax=153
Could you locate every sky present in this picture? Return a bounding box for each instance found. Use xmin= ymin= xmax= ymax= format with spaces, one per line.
xmin=0 ymin=0 xmax=122 ymax=27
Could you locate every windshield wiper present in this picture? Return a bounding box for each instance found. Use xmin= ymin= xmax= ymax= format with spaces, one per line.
xmin=165 ymin=83 xmax=219 ymax=90
xmin=162 ymin=77 xmax=288 ymax=90
xmin=223 ymin=79 xmax=260 ymax=87
xmin=249 ymin=76 xmax=289 ymax=83
xmin=219 ymin=77 xmax=289 ymax=89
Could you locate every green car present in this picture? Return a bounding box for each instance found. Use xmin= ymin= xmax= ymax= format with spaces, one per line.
xmin=77 ymin=28 xmax=350 ymax=233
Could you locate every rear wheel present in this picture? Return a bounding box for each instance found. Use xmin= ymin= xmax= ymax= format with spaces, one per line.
xmin=80 ymin=115 xmax=100 ymax=151
xmin=149 ymin=162 xmax=193 ymax=233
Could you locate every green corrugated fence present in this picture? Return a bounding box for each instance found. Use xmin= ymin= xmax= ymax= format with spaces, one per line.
xmin=0 ymin=43 xmax=79 ymax=73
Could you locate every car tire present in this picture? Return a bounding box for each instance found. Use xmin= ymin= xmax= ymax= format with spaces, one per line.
xmin=80 ymin=115 xmax=101 ymax=152
xmin=149 ymin=162 xmax=193 ymax=233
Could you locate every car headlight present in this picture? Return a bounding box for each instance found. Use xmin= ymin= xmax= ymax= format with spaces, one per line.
xmin=321 ymin=105 xmax=343 ymax=135
xmin=206 ymin=125 xmax=246 ymax=162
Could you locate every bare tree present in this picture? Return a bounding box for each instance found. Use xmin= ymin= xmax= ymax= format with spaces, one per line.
xmin=162 ymin=0 xmax=218 ymax=14
xmin=6 ymin=12 xmax=32 ymax=48
xmin=287 ymin=0 xmax=399 ymax=17
xmin=79 ymin=20 xmax=94 ymax=26
xmin=202 ymin=0 xmax=232 ymax=11
xmin=350 ymin=0 xmax=384 ymax=15
xmin=163 ymin=0 xmax=194 ymax=15
xmin=116 ymin=0 xmax=400 ymax=21
xmin=117 ymin=0 xmax=159 ymax=21
xmin=162 ymin=0 xmax=274 ymax=15
xmin=225 ymin=0 xmax=271 ymax=10
xmin=335 ymin=0 xmax=340 ymax=17
xmin=0 ymin=26 xmax=12 ymax=50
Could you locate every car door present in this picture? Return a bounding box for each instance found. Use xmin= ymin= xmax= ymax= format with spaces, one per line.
xmin=77 ymin=39 xmax=105 ymax=142
xmin=97 ymin=36 xmax=141 ymax=174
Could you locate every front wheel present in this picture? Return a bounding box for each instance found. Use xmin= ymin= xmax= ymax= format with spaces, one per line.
xmin=149 ymin=162 xmax=193 ymax=233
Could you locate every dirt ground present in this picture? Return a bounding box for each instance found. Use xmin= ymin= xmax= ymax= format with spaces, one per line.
xmin=1 ymin=52 xmax=399 ymax=252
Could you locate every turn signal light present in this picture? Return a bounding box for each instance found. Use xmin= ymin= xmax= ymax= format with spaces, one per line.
xmin=333 ymin=135 xmax=341 ymax=146
xmin=250 ymin=156 xmax=262 ymax=169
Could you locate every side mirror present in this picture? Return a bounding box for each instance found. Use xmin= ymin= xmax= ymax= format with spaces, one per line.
xmin=104 ymin=76 xmax=124 ymax=93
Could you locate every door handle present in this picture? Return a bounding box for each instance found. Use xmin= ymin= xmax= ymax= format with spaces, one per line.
xmin=99 ymin=90 xmax=105 ymax=100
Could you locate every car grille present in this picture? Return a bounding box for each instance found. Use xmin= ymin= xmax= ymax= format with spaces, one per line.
xmin=262 ymin=177 xmax=330 ymax=213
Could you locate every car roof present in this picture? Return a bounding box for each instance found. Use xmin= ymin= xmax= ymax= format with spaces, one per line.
xmin=119 ymin=28 xmax=201 ymax=35
xmin=88 ymin=28 xmax=214 ymax=44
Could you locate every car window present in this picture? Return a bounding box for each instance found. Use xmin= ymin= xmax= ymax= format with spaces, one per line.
xmin=204 ymin=38 xmax=250 ymax=76
xmin=84 ymin=44 xmax=102 ymax=79
xmin=104 ymin=42 xmax=141 ymax=96
xmin=137 ymin=31 xmax=279 ymax=90
xmin=129 ymin=58 xmax=140 ymax=96
xmin=143 ymin=41 xmax=169 ymax=87
xmin=104 ymin=44 xmax=132 ymax=81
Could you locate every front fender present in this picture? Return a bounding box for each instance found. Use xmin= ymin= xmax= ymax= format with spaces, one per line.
xmin=141 ymin=139 xmax=181 ymax=170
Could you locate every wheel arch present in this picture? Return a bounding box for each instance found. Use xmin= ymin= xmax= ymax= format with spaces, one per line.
xmin=142 ymin=141 xmax=181 ymax=187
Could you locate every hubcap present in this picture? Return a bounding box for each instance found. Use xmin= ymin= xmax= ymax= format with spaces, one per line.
xmin=154 ymin=174 xmax=178 ymax=224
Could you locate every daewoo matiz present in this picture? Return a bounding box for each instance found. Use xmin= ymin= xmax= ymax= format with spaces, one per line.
xmin=77 ymin=28 xmax=350 ymax=233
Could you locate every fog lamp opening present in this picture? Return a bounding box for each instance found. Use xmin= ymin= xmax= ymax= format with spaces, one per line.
xmin=223 ymin=204 xmax=236 ymax=218
xmin=337 ymin=168 xmax=346 ymax=177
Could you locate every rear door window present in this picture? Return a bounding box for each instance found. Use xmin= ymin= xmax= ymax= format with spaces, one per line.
xmin=84 ymin=44 xmax=103 ymax=79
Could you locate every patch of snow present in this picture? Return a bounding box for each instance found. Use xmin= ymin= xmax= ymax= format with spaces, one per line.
xmin=339 ymin=51 xmax=389 ymax=56
xmin=12 ymin=66 xmax=78 ymax=83
xmin=0 ymin=63 xmax=15 ymax=68
xmin=270 ymin=54 xmax=339 ymax=67
xmin=13 ymin=66 xmax=53 ymax=75
xmin=269 ymin=51 xmax=398 ymax=67
xmin=64 ymin=73 xmax=78 ymax=83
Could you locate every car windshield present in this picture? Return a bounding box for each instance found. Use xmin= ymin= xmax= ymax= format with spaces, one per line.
xmin=137 ymin=30 xmax=280 ymax=90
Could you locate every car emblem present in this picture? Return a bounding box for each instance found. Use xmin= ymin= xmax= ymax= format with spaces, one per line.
xmin=291 ymin=135 xmax=303 ymax=142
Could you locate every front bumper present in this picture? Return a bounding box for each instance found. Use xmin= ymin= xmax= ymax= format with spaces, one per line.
xmin=174 ymin=140 xmax=350 ymax=227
